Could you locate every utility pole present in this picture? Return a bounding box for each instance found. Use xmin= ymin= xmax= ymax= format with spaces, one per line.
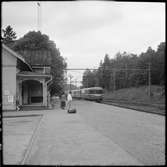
xmin=148 ymin=63 xmax=151 ymax=97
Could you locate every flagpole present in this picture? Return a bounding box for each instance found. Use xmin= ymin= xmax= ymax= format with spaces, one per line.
xmin=37 ymin=2 xmax=41 ymax=32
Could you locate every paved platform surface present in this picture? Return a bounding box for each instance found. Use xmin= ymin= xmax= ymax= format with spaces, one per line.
xmin=23 ymin=110 xmax=142 ymax=165
xmin=3 ymin=109 xmax=142 ymax=165
xmin=4 ymin=100 xmax=164 ymax=165
xmin=76 ymin=100 xmax=165 ymax=165
xmin=3 ymin=115 xmax=42 ymax=164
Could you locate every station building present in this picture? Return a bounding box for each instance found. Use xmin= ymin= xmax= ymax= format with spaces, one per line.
xmin=2 ymin=44 xmax=52 ymax=111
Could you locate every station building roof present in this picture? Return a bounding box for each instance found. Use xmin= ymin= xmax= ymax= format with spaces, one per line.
xmin=2 ymin=44 xmax=32 ymax=71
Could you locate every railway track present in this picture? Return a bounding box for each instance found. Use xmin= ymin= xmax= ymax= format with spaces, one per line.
xmin=102 ymin=99 xmax=165 ymax=116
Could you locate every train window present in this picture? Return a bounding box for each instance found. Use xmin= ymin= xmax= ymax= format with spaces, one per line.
xmin=88 ymin=89 xmax=103 ymax=94
xmin=95 ymin=90 xmax=103 ymax=94
xmin=89 ymin=90 xmax=95 ymax=94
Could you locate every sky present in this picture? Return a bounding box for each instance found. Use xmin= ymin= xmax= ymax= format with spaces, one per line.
xmin=2 ymin=1 xmax=165 ymax=85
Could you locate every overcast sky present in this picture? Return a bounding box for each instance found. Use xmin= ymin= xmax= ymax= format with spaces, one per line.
xmin=2 ymin=1 xmax=165 ymax=84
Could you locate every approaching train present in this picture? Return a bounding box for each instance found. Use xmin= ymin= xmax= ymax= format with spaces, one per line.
xmin=71 ymin=87 xmax=104 ymax=102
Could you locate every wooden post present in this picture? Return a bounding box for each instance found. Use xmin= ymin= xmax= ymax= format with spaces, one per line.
xmin=42 ymin=81 xmax=47 ymax=106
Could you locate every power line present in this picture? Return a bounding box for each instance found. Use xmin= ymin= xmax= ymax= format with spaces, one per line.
xmin=65 ymin=68 xmax=150 ymax=71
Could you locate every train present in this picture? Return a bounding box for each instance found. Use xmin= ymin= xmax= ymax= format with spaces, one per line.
xmin=71 ymin=87 xmax=104 ymax=102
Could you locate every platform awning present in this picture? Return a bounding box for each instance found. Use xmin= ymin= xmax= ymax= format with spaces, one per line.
xmin=17 ymin=71 xmax=52 ymax=81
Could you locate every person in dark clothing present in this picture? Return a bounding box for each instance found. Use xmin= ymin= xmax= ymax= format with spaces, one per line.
xmin=60 ymin=92 xmax=66 ymax=109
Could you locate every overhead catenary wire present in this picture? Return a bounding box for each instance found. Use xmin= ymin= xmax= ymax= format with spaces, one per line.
xmin=65 ymin=63 xmax=152 ymax=96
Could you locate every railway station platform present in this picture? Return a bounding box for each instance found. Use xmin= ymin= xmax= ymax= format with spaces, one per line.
xmin=3 ymin=109 xmax=143 ymax=165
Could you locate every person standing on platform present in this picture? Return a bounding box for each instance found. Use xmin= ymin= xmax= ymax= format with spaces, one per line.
xmin=67 ymin=91 xmax=72 ymax=111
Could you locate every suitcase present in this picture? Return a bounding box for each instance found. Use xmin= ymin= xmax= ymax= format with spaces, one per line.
xmin=67 ymin=100 xmax=76 ymax=113
xmin=68 ymin=108 xmax=77 ymax=113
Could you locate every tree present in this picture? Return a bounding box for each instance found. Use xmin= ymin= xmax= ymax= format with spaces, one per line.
xmin=13 ymin=31 xmax=67 ymax=96
xmin=82 ymin=69 xmax=92 ymax=88
xmin=82 ymin=69 xmax=98 ymax=88
xmin=97 ymin=60 xmax=104 ymax=88
xmin=83 ymin=42 xmax=165 ymax=91
xmin=2 ymin=25 xmax=17 ymax=47
xmin=154 ymin=42 xmax=165 ymax=85
xmin=13 ymin=31 xmax=51 ymax=50
xmin=49 ymin=47 xmax=67 ymax=95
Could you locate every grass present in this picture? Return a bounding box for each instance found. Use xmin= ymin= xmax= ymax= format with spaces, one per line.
xmin=103 ymin=85 xmax=165 ymax=115
xmin=104 ymin=85 xmax=165 ymax=104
